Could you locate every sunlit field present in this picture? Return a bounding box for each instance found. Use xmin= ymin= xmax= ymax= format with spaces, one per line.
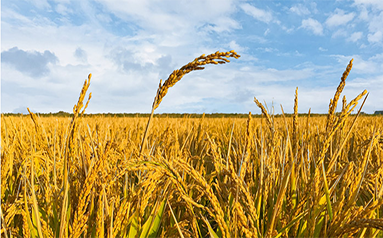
xmin=2 ymin=51 xmax=383 ymax=237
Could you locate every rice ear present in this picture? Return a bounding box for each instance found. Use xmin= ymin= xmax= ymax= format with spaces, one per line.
xmin=326 ymin=59 xmax=353 ymax=132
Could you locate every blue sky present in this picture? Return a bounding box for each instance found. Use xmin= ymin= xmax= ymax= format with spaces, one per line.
xmin=1 ymin=0 xmax=383 ymax=114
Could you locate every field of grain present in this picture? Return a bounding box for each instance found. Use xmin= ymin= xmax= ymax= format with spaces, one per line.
xmin=1 ymin=51 xmax=383 ymax=237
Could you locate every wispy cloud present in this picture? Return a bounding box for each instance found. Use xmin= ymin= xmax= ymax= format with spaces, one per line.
xmin=301 ymin=18 xmax=323 ymax=35
xmin=97 ymin=0 xmax=240 ymax=34
xmin=332 ymin=29 xmax=348 ymax=38
xmin=353 ymin=0 xmax=383 ymax=45
xmin=366 ymin=12 xmax=383 ymax=43
xmin=368 ymin=31 xmax=382 ymax=43
xmin=349 ymin=31 xmax=363 ymax=42
xmin=325 ymin=9 xmax=355 ymax=27
xmin=289 ymin=4 xmax=310 ymax=16
xmin=74 ymin=47 xmax=88 ymax=62
xmin=354 ymin=0 xmax=383 ymax=10
xmin=240 ymin=3 xmax=274 ymax=24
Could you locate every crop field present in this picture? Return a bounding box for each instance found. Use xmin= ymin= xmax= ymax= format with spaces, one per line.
xmin=1 ymin=51 xmax=383 ymax=237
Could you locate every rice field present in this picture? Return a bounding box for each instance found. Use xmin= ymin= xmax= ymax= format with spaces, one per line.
xmin=1 ymin=51 xmax=383 ymax=237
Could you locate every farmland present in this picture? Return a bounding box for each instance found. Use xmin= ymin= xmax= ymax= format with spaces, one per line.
xmin=1 ymin=51 xmax=383 ymax=237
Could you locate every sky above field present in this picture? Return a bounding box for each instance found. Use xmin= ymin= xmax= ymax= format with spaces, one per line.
xmin=2 ymin=0 xmax=383 ymax=114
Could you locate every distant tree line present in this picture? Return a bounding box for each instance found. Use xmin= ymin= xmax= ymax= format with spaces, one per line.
xmin=3 ymin=111 xmax=381 ymax=118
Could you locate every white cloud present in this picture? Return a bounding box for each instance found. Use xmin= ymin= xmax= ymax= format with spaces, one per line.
xmin=96 ymin=13 xmax=112 ymax=23
xmin=319 ymin=47 xmax=328 ymax=52
xmin=325 ymin=9 xmax=355 ymax=27
xmin=256 ymin=47 xmax=278 ymax=53
xmin=349 ymin=31 xmax=363 ymax=42
xmin=301 ymin=18 xmax=323 ymax=35
xmin=353 ymin=1 xmax=383 ymax=45
xmin=367 ymin=12 xmax=383 ymax=32
xmin=95 ymin=0 xmax=240 ymax=34
xmin=310 ymin=2 xmax=319 ymax=14
xmin=357 ymin=6 xmax=369 ymax=21
xmin=365 ymin=12 xmax=383 ymax=43
xmin=354 ymin=0 xmax=383 ymax=10
xmin=331 ymin=54 xmax=382 ymax=74
xmin=2 ymin=8 xmax=38 ymax=26
xmin=240 ymin=3 xmax=273 ymax=24
xmin=368 ymin=31 xmax=382 ymax=42
xmin=228 ymin=41 xmax=246 ymax=53
xmin=26 ymin=0 xmax=51 ymax=9
xmin=369 ymin=53 xmax=383 ymax=60
xmin=202 ymin=17 xmax=241 ymax=33
xmin=332 ymin=29 xmax=347 ymax=38
xmin=55 ymin=4 xmax=72 ymax=16
xmin=1 ymin=47 xmax=58 ymax=77
xmin=289 ymin=4 xmax=310 ymax=15
xmin=74 ymin=47 xmax=88 ymax=62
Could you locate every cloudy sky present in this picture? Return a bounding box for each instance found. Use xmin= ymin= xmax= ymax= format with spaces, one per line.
xmin=2 ymin=0 xmax=383 ymax=114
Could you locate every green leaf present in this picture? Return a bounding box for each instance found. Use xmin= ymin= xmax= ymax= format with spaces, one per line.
xmin=322 ymin=162 xmax=333 ymax=222
xmin=139 ymin=195 xmax=169 ymax=238
xmin=128 ymin=210 xmax=139 ymax=238
xmin=313 ymin=214 xmax=325 ymax=237
xmin=148 ymin=197 xmax=167 ymax=238
xmin=202 ymin=216 xmax=220 ymax=238
xmin=24 ymin=185 xmax=39 ymax=238
xmin=275 ymin=210 xmax=308 ymax=238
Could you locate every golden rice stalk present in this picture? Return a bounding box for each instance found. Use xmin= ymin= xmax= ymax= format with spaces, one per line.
xmin=326 ymin=93 xmax=368 ymax=172
xmin=140 ymin=51 xmax=240 ymax=156
xmin=95 ymin=186 xmax=105 ymax=238
xmin=326 ymin=59 xmax=353 ymax=132
xmin=139 ymin=177 xmax=161 ymax=216
xmin=81 ymin=93 xmax=92 ymax=117
xmin=224 ymin=163 xmax=259 ymax=233
xmin=64 ymin=73 xmax=92 ymax=186
xmin=335 ymin=218 xmax=383 ymax=237
xmin=21 ymin=210 xmax=31 ymax=238
xmin=1 ymin=144 xmax=13 ymax=202
xmin=176 ymin=159 xmax=229 ymax=237
xmin=346 ymin=130 xmax=381 ymax=208
xmin=234 ymin=201 xmax=254 ymax=237
xmin=26 ymin=108 xmax=41 ymax=135
xmin=59 ymin=73 xmax=92 ymax=238
xmin=292 ymin=87 xmax=298 ymax=152
xmin=58 ymin=180 xmax=70 ymax=238
xmin=266 ymin=164 xmax=293 ymax=237
xmin=167 ymin=200 xmax=186 ymax=238
xmin=240 ymin=112 xmax=252 ymax=179
xmin=73 ymin=73 xmax=92 ymax=116
xmin=290 ymin=87 xmax=299 ymax=210
xmin=40 ymin=214 xmax=54 ymax=238
xmin=206 ymin=133 xmax=223 ymax=173
xmin=113 ymin=199 xmax=131 ymax=237
xmin=21 ymin=166 xmax=35 ymax=238
xmin=340 ymin=90 xmax=368 ymax=117
xmin=254 ymin=97 xmax=273 ymax=132
xmin=153 ymin=51 xmax=240 ymax=110
xmin=29 ymin=157 xmax=44 ymax=238
xmin=342 ymin=95 xmax=347 ymax=111
xmin=317 ymin=90 xmax=368 ymax=165
xmin=71 ymin=141 xmax=109 ymax=238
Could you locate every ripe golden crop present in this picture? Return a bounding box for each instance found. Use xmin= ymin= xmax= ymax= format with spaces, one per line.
xmin=1 ymin=53 xmax=383 ymax=237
